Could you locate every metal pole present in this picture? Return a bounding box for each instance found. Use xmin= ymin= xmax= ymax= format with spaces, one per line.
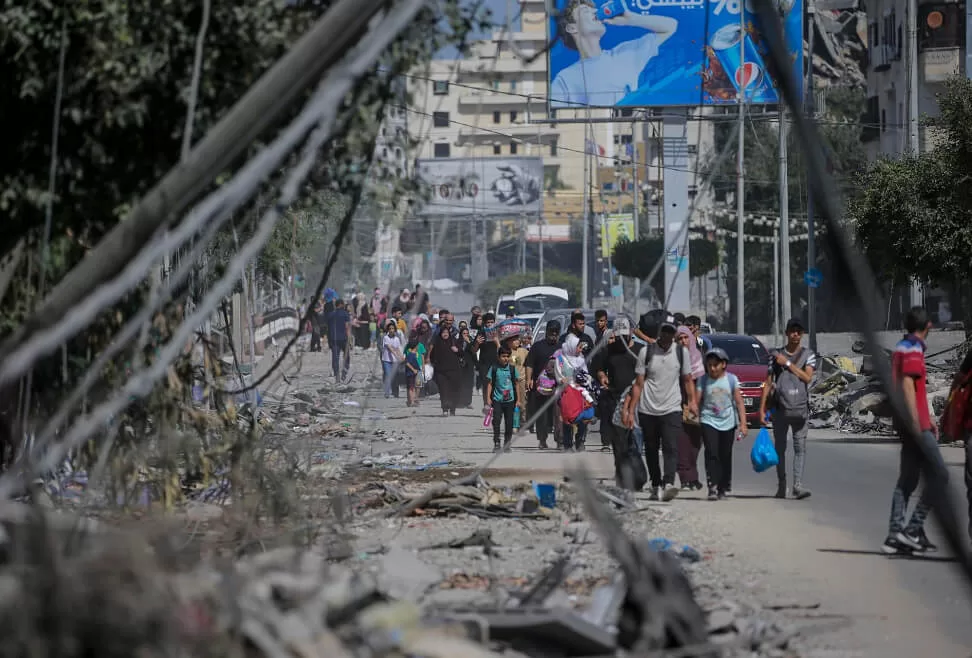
xmin=907 ymin=0 xmax=923 ymax=308
xmin=806 ymin=0 xmax=817 ymax=352
xmin=735 ymin=8 xmax=746 ymax=334
xmin=632 ymin=121 xmax=641 ymax=311
xmin=779 ymin=111 xmax=791 ymax=322
xmin=429 ymin=221 xmax=436 ymax=282
xmin=521 ymin=214 xmax=527 ymax=274
xmin=773 ymin=227 xmax=780 ymax=336
xmin=582 ymin=126 xmax=591 ymax=308
xmin=539 ymin=220 xmax=545 ymax=284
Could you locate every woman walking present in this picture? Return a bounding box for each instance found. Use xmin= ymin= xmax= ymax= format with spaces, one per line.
xmin=458 ymin=326 xmax=477 ymax=408
xmin=354 ymin=305 xmax=371 ymax=349
xmin=429 ymin=325 xmax=462 ymax=416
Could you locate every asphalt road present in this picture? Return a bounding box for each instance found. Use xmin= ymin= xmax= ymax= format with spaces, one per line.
xmin=727 ymin=428 xmax=972 ymax=655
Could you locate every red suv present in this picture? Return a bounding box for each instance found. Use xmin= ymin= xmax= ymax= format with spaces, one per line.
xmin=704 ymin=333 xmax=771 ymax=425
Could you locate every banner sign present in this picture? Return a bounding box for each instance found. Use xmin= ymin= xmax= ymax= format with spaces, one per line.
xmin=415 ymin=157 xmax=544 ymax=216
xmin=547 ymin=0 xmax=803 ymax=108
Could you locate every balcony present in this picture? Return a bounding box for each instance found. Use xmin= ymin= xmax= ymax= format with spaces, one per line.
xmin=459 ymin=57 xmax=545 ymax=75
xmin=871 ymin=44 xmax=893 ymax=72
xmin=921 ymin=47 xmax=963 ymax=83
xmin=457 ymin=92 xmax=529 ymax=109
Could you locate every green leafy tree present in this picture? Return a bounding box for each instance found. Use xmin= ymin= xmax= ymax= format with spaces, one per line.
xmin=849 ymin=76 xmax=972 ymax=331
xmin=477 ymin=270 xmax=582 ymax=313
xmin=611 ymin=236 xmax=720 ymax=303
xmin=704 ymin=86 xmax=868 ymax=332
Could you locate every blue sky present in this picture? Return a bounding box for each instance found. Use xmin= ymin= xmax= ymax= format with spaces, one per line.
xmin=436 ymin=0 xmax=512 ymax=59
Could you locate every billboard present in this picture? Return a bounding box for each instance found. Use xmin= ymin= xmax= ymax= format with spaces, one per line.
xmin=601 ymin=214 xmax=635 ymax=256
xmin=547 ymin=0 xmax=803 ymax=108
xmin=415 ymin=157 xmax=544 ymax=216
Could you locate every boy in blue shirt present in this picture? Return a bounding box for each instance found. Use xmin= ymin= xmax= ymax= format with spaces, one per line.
xmin=486 ymin=346 xmax=520 ymax=453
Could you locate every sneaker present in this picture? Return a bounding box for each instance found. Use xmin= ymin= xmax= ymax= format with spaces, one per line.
xmin=692 ymin=481 xmax=704 ymax=491
xmin=882 ymin=534 xmax=915 ymax=555
xmin=717 ymin=490 xmax=728 ymax=500
xmin=899 ymin=529 xmax=937 ymax=553
xmin=707 ymin=488 xmax=718 ymax=501
xmin=646 ymin=487 xmax=661 ymax=502
xmin=661 ymin=484 xmax=680 ymax=502
xmin=774 ymin=482 xmax=787 ymax=499
xmin=792 ymin=485 xmax=812 ymax=500
xmin=681 ymin=481 xmax=695 ymax=491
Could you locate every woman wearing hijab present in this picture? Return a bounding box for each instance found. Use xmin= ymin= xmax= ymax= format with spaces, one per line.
xmin=429 ymin=324 xmax=462 ymax=416
xmin=458 ymin=326 xmax=476 ymax=408
xmin=559 ymin=333 xmax=592 ymax=452
xmin=355 ymin=304 xmax=371 ymax=350
xmin=676 ymin=325 xmax=706 ymax=490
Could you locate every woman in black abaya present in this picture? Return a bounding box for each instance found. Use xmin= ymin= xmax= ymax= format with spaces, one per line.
xmin=429 ymin=325 xmax=462 ymax=416
xmin=458 ymin=326 xmax=476 ymax=408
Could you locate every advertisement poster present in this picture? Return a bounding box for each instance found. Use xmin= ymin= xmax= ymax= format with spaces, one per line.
xmin=415 ymin=157 xmax=544 ymax=216
xmin=547 ymin=0 xmax=803 ymax=108
xmin=600 ymin=214 xmax=635 ymax=257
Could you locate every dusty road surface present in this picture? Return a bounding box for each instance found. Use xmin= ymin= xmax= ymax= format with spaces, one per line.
xmin=297 ymin=346 xmax=972 ymax=657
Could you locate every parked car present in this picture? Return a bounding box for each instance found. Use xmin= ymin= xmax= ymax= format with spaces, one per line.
xmin=530 ymin=308 xmax=632 ymax=345
xmin=704 ymin=333 xmax=770 ymax=424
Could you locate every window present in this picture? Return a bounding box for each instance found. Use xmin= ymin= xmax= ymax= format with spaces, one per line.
xmin=510 ymin=80 xmax=517 ymax=93
xmin=550 ymin=140 xmax=558 ymax=156
xmin=493 ymin=111 xmax=501 ymax=124
xmin=510 ymin=141 xmax=518 ymax=155
xmin=687 ymin=144 xmax=698 ymax=155
xmin=491 ymin=79 xmax=500 ymax=90
xmin=510 ymin=111 xmax=518 ymax=122
xmin=493 ymin=144 xmax=502 ymax=155
xmin=433 ymin=80 xmax=449 ymax=95
xmin=433 ymin=111 xmax=449 ymax=128
xmin=434 ymin=142 xmax=450 ymax=158
xmin=550 ymin=109 xmax=558 ymax=119
xmin=881 ymin=108 xmax=886 ymax=133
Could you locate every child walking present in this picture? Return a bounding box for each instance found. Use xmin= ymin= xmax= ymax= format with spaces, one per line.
xmin=404 ymin=340 xmax=421 ymax=408
xmin=696 ymin=347 xmax=748 ymax=500
xmin=486 ymin=346 xmax=520 ymax=453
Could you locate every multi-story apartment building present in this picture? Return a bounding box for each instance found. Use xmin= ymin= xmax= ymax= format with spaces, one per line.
xmin=862 ymin=0 xmax=966 ymax=157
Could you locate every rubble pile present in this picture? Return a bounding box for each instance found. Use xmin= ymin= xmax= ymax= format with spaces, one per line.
xmin=808 ymin=353 xmax=956 ymax=435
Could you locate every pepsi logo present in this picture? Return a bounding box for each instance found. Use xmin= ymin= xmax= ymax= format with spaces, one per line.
xmin=734 ymin=62 xmax=762 ymax=89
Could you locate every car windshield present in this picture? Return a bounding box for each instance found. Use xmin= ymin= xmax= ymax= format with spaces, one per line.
xmin=516 ymin=294 xmax=567 ymax=315
xmin=708 ymin=336 xmax=769 ymax=365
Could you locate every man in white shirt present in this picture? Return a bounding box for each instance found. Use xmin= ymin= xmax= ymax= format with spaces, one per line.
xmin=552 ymin=0 xmax=678 ymax=108
xmin=621 ymin=315 xmax=696 ymax=501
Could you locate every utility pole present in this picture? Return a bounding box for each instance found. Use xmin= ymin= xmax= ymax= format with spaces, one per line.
xmin=539 ymin=220 xmax=545 ymax=284
xmin=778 ymin=110 xmax=791 ymax=324
xmin=773 ymin=226 xmax=780 ymax=336
xmin=581 ymin=124 xmax=591 ymax=308
xmin=735 ymin=8 xmax=746 ymax=335
xmin=631 ymin=121 xmax=641 ymax=312
xmin=907 ymin=0 xmax=923 ymax=308
xmin=806 ymin=0 xmax=818 ymax=352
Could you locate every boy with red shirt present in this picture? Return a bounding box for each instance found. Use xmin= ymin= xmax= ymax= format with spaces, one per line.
xmin=882 ymin=307 xmax=949 ymax=555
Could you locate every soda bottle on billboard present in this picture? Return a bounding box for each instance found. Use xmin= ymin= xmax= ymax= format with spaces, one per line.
xmin=709 ymin=23 xmax=774 ymax=103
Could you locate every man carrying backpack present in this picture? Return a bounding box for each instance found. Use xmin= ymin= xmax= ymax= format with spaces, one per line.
xmin=758 ymin=317 xmax=817 ymax=500
xmin=621 ymin=315 xmax=696 ymax=501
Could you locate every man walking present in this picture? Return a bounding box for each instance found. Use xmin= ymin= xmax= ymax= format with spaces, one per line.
xmin=758 ymin=317 xmax=816 ymax=499
xmin=882 ymin=307 xmax=948 ymax=554
xmin=525 ymin=321 xmax=562 ymax=449
xmin=621 ymin=315 xmax=696 ymax=501
xmin=327 ymin=299 xmax=352 ymax=380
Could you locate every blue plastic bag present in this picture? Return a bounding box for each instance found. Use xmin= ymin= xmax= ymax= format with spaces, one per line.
xmin=750 ymin=428 xmax=780 ymax=473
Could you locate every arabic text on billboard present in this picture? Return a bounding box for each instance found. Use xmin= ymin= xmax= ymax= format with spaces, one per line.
xmin=416 ymin=157 xmax=544 ymax=216
xmin=547 ymin=0 xmax=803 ymax=108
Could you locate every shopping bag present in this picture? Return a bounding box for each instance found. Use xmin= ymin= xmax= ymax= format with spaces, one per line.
xmin=750 ymin=427 xmax=779 ymax=473
xmin=483 ymin=406 xmax=494 ymax=428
